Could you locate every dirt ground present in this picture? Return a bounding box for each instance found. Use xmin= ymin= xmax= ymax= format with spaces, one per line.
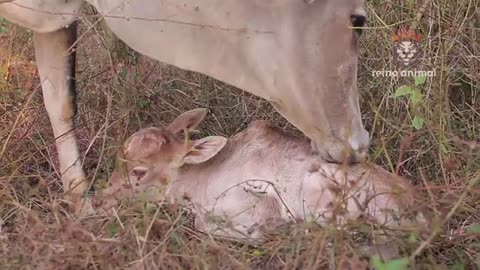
xmin=0 ymin=0 xmax=479 ymax=269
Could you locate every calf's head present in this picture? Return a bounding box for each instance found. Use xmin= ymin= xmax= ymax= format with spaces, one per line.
xmin=92 ymin=109 xmax=227 ymax=211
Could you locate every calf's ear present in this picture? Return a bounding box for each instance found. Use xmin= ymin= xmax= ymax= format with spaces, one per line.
xmin=166 ymin=108 xmax=207 ymax=135
xmin=183 ymin=136 xmax=227 ymax=164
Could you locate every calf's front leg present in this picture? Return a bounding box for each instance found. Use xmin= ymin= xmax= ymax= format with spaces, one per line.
xmin=33 ymin=22 xmax=92 ymax=215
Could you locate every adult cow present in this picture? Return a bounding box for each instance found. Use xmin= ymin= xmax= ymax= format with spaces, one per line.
xmin=0 ymin=0 xmax=369 ymax=213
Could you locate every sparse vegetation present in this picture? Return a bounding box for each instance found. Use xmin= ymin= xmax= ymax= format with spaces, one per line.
xmin=0 ymin=0 xmax=479 ymax=269
xmin=393 ymin=75 xmax=427 ymax=130
xmin=0 ymin=17 xmax=6 ymax=34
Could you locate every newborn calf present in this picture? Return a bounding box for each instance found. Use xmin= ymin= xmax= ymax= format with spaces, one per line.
xmin=93 ymin=109 xmax=426 ymax=240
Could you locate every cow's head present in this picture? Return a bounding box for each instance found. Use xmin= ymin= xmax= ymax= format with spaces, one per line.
xmin=257 ymin=0 xmax=369 ymax=164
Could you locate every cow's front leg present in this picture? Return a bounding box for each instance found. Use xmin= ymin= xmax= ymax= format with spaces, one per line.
xmin=33 ymin=22 xmax=92 ymax=216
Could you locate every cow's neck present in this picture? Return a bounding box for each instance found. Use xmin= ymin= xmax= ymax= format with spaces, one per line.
xmin=87 ymin=0 xmax=302 ymax=103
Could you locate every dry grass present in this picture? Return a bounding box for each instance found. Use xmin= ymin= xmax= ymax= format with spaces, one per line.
xmin=0 ymin=0 xmax=479 ymax=269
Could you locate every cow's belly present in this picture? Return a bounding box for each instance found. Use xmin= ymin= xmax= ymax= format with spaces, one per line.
xmin=0 ymin=0 xmax=83 ymax=33
xmin=89 ymin=0 xmax=279 ymax=102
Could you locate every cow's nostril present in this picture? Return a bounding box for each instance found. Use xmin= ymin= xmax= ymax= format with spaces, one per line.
xmin=347 ymin=130 xmax=370 ymax=152
xmin=355 ymin=148 xmax=368 ymax=162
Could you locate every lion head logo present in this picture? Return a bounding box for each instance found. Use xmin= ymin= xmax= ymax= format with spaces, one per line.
xmin=392 ymin=27 xmax=422 ymax=67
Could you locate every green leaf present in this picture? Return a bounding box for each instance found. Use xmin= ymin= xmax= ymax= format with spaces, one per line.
xmin=410 ymin=89 xmax=423 ymax=105
xmin=452 ymin=263 xmax=465 ymax=270
xmin=96 ymin=178 xmax=108 ymax=189
xmin=394 ymin=85 xmax=413 ymax=98
xmin=107 ymin=222 xmax=121 ymax=237
xmin=372 ymin=256 xmax=385 ymax=270
xmin=144 ymin=202 xmax=157 ymax=215
xmin=385 ymin=258 xmax=409 ymax=270
xmin=440 ymin=143 xmax=449 ymax=154
xmin=408 ymin=232 xmax=418 ymax=243
xmin=372 ymin=256 xmax=409 ymax=270
xmin=252 ymin=249 xmax=264 ymax=256
xmin=412 ymin=115 xmax=424 ymax=130
xmin=467 ymin=223 xmax=480 ymax=234
xmin=138 ymin=99 xmax=149 ymax=109
xmin=414 ymin=75 xmax=427 ymax=86
xmin=170 ymin=232 xmax=183 ymax=247
xmin=0 ymin=17 xmax=6 ymax=33
xmin=118 ymin=69 xmax=127 ymax=79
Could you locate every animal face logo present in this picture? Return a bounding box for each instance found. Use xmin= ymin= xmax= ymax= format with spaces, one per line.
xmin=392 ymin=27 xmax=422 ymax=67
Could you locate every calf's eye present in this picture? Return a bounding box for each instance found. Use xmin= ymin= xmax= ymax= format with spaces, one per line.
xmin=131 ymin=167 xmax=148 ymax=181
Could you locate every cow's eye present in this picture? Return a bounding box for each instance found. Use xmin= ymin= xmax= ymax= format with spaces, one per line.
xmin=350 ymin=14 xmax=367 ymax=36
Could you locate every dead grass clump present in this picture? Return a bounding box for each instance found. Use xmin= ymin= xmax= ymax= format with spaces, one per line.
xmin=1 ymin=0 xmax=479 ymax=268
